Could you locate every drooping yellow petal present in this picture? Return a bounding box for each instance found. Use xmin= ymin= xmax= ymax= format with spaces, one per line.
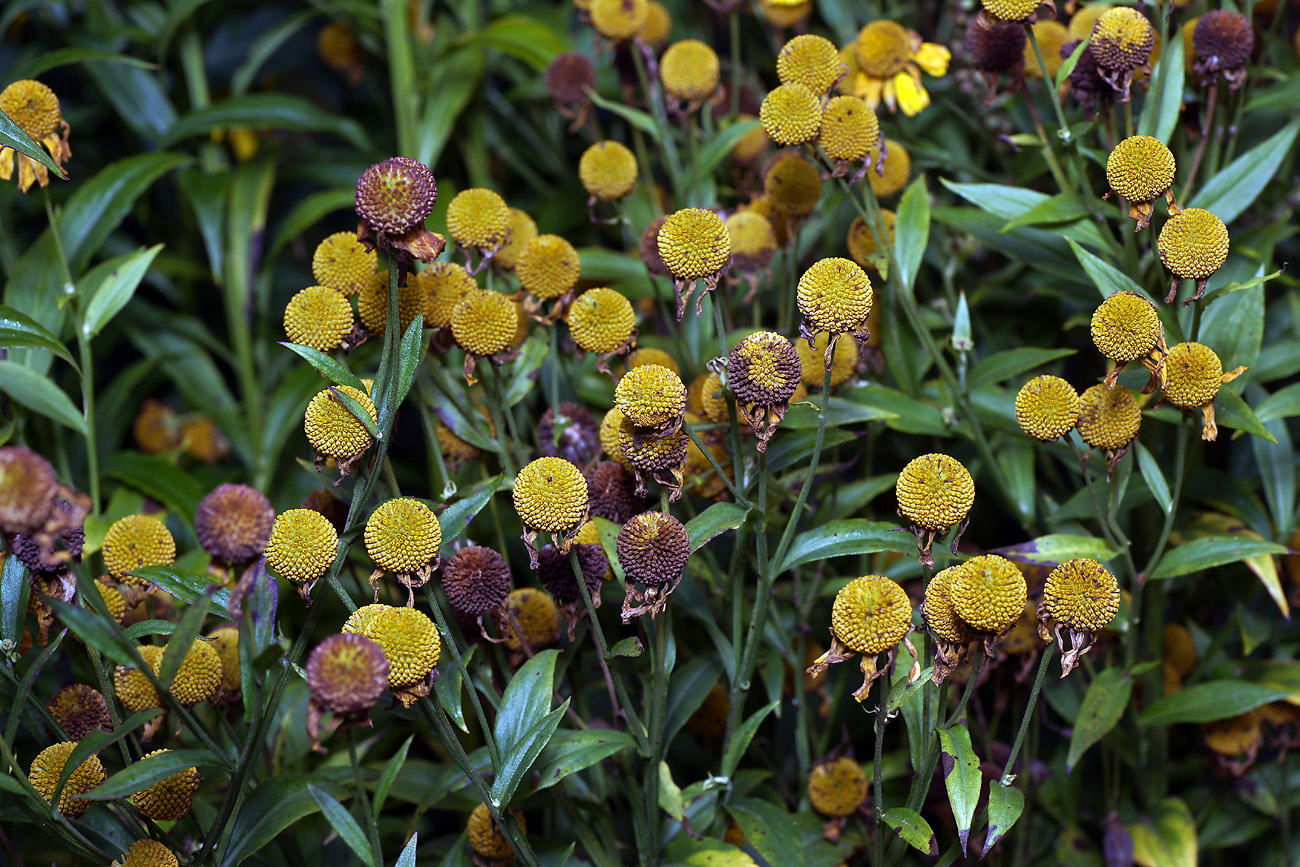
xmin=0 ymin=148 xmax=13 ymax=181
xmin=913 ymin=42 xmax=952 ymax=77
xmin=861 ymin=76 xmax=886 ymax=109
xmin=880 ymin=76 xmax=898 ymax=113
xmin=894 ymin=72 xmax=930 ymax=117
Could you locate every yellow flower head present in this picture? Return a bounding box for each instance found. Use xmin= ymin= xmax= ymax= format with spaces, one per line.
xmin=446 ymin=188 xmax=509 ymax=250
xmin=133 ymin=400 xmax=180 ymax=454
xmin=1076 ymin=384 xmax=1141 ymax=452
xmin=1069 ymin=5 xmax=1110 ymax=40
xmin=699 ymin=371 xmax=729 ymax=424
xmin=579 ymin=141 xmax=639 ymax=202
xmin=266 ymin=508 xmax=339 ymax=586
xmin=1106 ymin=135 xmax=1175 ymax=203
xmin=1162 ymin=342 xmax=1223 ymax=409
xmin=846 ymin=210 xmax=896 ymax=270
xmin=951 ymin=554 xmax=1027 ymax=633
xmin=1091 ymin=291 xmax=1161 ymax=362
xmin=808 ymin=757 xmax=868 ymax=818
xmin=617 ymin=420 xmax=688 ymax=473
xmin=517 ymin=234 xmax=581 ymax=300
xmin=0 ymin=79 xmax=71 ymax=192
xmin=569 ymin=287 xmax=636 ymax=354
xmin=95 ymin=581 xmax=127 ymax=624
xmin=1015 ymin=375 xmax=1080 ymax=441
xmin=660 ymin=40 xmax=720 ymax=103
xmin=1158 ymin=208 xmax=1229 ymax=280
xmin=868 ymin=140 xmax=911 ymax=198
xmin=628 ymin=347 xmax=679 ymax=375
xmin=514 ymin=457 xmax=588 ymax=534
xmin=896 ymin=453 xmax=974 ymax=532
xmin=731 ymin=114 xmax=769 ymax=165
xmin=730 ymin=331 xmax=801 ymax=407
xmin=657 ymin=208 xmax=731 ymax=280
xmin=797 ymin=257 xmax=873 ymax=336
xmin=760 ymin=83 xmax=822 ymax=146
xmin=305 ymin=385 xmax=376 ymax=467
xmin=615 ymin=363 xmax=687 ymax=429
xmin=923 ymin=566 xmax=980 ymax=644
xmin=501 ymin=587 xmax=561 ymax=651
xmin=357 ymin=271 xmax=425 ymax=335
xmin=28 ymin=741 xmax=104 ymax=818
xmin=114 ymin=645 xmax=164 ymax=713
xmin=600 ymin=407 xmax=634 ymax=469
xmin=798 ymin=332 xmax=859 ymax=386
xmin=365 ymin=497 xmax=441 ymax=575
xmin=830 ymin=574 xmax=912 ymax=655
xmin=451 ymin=290 xmax=518 ymax=356
xmin=763 ymin=151 xmax=822 ymax=217
xmin=840 ymin=22 xmax=950 ymax=116
xmin=284 ymin=285 xmax=353 ymax=352
xmin=643 ymin=1 xmax=672 ymax=45
xmin=113 ymin=840 xmax=179 ymax=867
xmin=724 ymin=211 xmax=778 ymax=272
xmin=104 ymin=515 xmax=176 ymax=583
xmin=981 ymin=0 xmax=1041 ymax=21
xmin=496 ymin=208 xmax=538 ymax=269
xmin=590 ymin=0 xmax=648 ymax=41
xmin=1040 ymin=558 xmax=1120 ymax=633
xmin=1201 ymin=712 xmax=1261 ymax=757
xmin=208 ymin=626 xmax=241 ymax=694
xmin=757 ymin=0 xmax=812 ymax=28
xmin=416 ymin=261 xmax=477 ymax=328
xmin=777 ymin=34 xmax=845 ymax=95
xmin=312 ymin=231 xmax=379 ymax=298
xmin=820 ymin=96 xmax=881 ymax=163
xmin=468 ymin=803 xmax=525 ymax=860
xmin=1091 ymin=7 xmax=1154 ymax=72
xmin=129 ymin=749 xmax=200 ymax=821
xmin=343 ymin=603 xmax=440 ymax=694
xmin=1024 ymin=21 xmax=1069 ymax=78
xmin=161 ymin=637 xmax=223 ymax=707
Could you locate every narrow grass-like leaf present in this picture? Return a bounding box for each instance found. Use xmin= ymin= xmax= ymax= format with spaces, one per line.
xmin=82 ymin=244 xmax=164 ymax=337
xmin=42 ymin=596 xmax=136 ymax=666
xmin=968 ymin=347 xmax=1076 ymax=389
xmin=327 ymin=385 xmax=381 ymax=442
xmin=722 ymin=701 xmax=778 ymax=779
xmin=1 ymin=554 xmax=30 ymax=647
xmin=373 ymin=734 xmax=414 ymax=819
xmin=1135 ymin=442 xmax=1173 ymax=514
xmin=156 ymin=595 xmax=210 ymax=689
xmin=491 ymin=701 xmax=568 ymax=805
xmin=51 ymin=708 xmax=167 ymax=808
xmin=162 ymin=94 xmax=371 ymax=149
xmin=1214 ymin=388 xmax=1276 ymax=442
xmin=394 ymin=832 xmax=418 ymax=867
xmin=1188 ymin=118 xmax=1300 ymax=224
xmin=894 ymin=176 xmax=930 ymax=296
xmin=1067 ymin=668 xmax=1133 ymax=771
xmin=494 ymin=649 xmax=560 ymax=758
xmin=685 ymin=502 xmax=750 ymax=552
xmin=1137 ymin=36 xmax=1183 ymax=144
xmin=281 ymin=343 xmax=367 ymax=393
xmin=103 ymin=452 xmax=205 ymax=526
xmin=437 ymin=474 xmax=505 ymax=549
xmin=1149 ymin=536 xmax=1288 ymax=580
xmin=776 ymin=519 xmax=914 ymax=573
xmin=0 ymin=305 xmax=77 ymax=368
xmin=86 ymin=747 xmax=218 ymax=800
xmin=128 ymin=565 xmax=234 ymax=618
xmin=1140 ymin=680 xmax=1289 ymax=725
xmin=308 ymin=783 xmax=376 ymax=867
xmin=0 ymin=103 xmax=66 ymax=178
xmin=529 ymin=730 xmax=638 ymax=792
xmin=435 ymin=645 xmax=474 ymax=733
xmin=0 ymin=361 xmax=85 ymax=434
xmin=726 ymin=797 xmax=807 ymax=867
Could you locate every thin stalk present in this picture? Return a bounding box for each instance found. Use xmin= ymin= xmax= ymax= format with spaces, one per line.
xmin=425 ymin=587 xmax=501 ymax=769
xmin=1180 ymin=82 xmax=1218 ymax=202
xmin=942 ymin=647 xmax=985 ymax=728
xmin=1026 ymin=27 xmax=1095 ymax=200
xmin=872 ymin=671 xmax=888 ymax=867
xmin=645 ymin=608 xmax=671 ymax=866
xmin=728 ymin=449 xmax=771 ymax=737
xmin=347 ymin=730 xmax=383 ymax=867
xmin=728 ymin=11 xmax=741 ymax=119
xmin=683 ymin=421 xmax=749 ymax=505
xmin=686 ymin=112 xmax=701 ymax=205
xmin=768 ymin=366 xmax=832 ymax=572
xmin=711 ymin=296 xmax=747 ymax=492
xmin=1004 ymin=644 xmax=1056 ymax=775
xmin=1132 ymin=419 xmax=1190 ymax=664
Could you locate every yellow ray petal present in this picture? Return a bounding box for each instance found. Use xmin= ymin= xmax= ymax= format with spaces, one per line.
xmin=914 ymin=42 xmax=952 ymax=77
xmin=894 ymin=72 xmax=930 ymax=116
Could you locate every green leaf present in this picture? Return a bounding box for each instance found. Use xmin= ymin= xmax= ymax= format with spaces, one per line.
xmin=1066 ymin=238 xmax=1158 ymax=304
xmin=7 ymin=48 xmax=157 ymax=81
xmin=776 ymin=519 xmax=913 ymax=573
xmin=1149 ymin=535 xmax=1289 ymax=580
xmin=1252 ymin=383 xmax=1300 ymax=424
xmin=1188 ymin=118 xmax=1300 ymax=224
xmin=983 ymin=783 xmax=1025 ymax=857
xmin=894 ymin=176 xmax=930 ymax=294
xmin=0 ymin=100 xmax=66 ymax=179
xmin=267 ymin=189 xmax=357 ymax=260
xmin=82 ymin=244 xmax=164 ymax=338
xmin=178 ymin=169 xmax=227 ymax=282
xmin=51 ymin=708 xmax=167 ymax=807
xmin=1214 ymin=387 xmax=1276 ymax=442
xmin=162 ymin=94 xmax=371 ymax=150
xmin=577 ymin=247 xmax=649 ymax=288
xmin=1067 ymin=668 xmax=1133 ymax=771
xmin=1055 ymin=35 xmax=1091 ymax=91
xmin=0 ymin=555 xmax=29 ymax=647
xmin=968 ymin=348 xmax=1076 ymax=389
xmin=665 ymin=657 xmax=725 ymax=744
xmin=726 ymin=797 xmax=807 ymax=867
xmin=157 ymin=595 xmax=211 ymax=689
xmin=280 ymin=342 xmax=367 ymax=393
xmin=1136 ymin=35 xmax=1183 ymax=145
xmin=309 ymin=783 xmax=376 ymax=867
xmin=0 ymin=305 xmax=76 ymax=368
xmin=222 ymin=775 xmax=339 ymax=866
xmin=887 ymin=668 xmax=935 ymax=715
xmin=998 ymin=441 xmax=1035 ymax=526
xmin=939 ymin=179 xmax=1109 ymax=250
xmin=231 ymin=10 xmax=318 ymax=94
xmin=102 ymin=452 xmax=205 ymax=526
xmin=530 ymin=730 xmax=638 ymax=792
xmin=1201 ymin=266 xmax=1284 ymax=305
xmin=696 ymin=117 xmax=762 ymax=180
xmin=505 ymin=335 xmax=547 ymax=407
xmin=416 ymin=48 xmax=485 ymax=168
xmin=781 ymin=397 xmax=897 ymax=428
xmin=491 ymin=700 xmax=568 ymax=806
xmin=1140 ymin=680 xmax=1290 ymax=725
xmin=937 ymin=724 xmax=982 ymax=854
xmin=435 ymin=645 xmax=474 ymax=733
xmin=372 ymin=734 xmax=414 ymax=819
xmin=586 ymin=87 xmax=661 ymax=140
xmin=41 ymin=595 xmax=137 ymax=666
xmin=128 ymin=565 xmax=234 ymax=619
xmin=952 ymin=291 xmax=972 ymax=352
xmin=1127 ymin=798 xmax=1196 ymax=867
xmin=438 ymin=475 xmax=505 ymax=550
xmin=124 ymin=620 xmax=176 ymax=640
xmin=0 ymin=361 xmax=85 ymax=435
xmin=1135 ymin=442 xmax=1173 ymax=514
xmin=461 ymin=15 xmax=567 ymax=70
xmin=494 ymin=648 xmax=560 ymax=759
xmin=991 ymin=534 xmax=1119 ymax=567
xmin=663 ymin=837 xmax=754 ymax=866
xmin=395 ymin=832 xmax=418 ymax=867
xmin=658 ymin=760 xmax=685 ymax=821
xmin=87 ymin=748 xmax=220 ymax=800
xmin=685 ymin=502 xmax=750 ymax=552
xmin=999 ymin=194 xmax=1088 ymax=233
xmin=611 ymin=636 xmax=644 ymax=657
xmin=721 ymin=701 xmax=778 ymax=778
xmin=882 ymin=807 xmax=938 ymax=856
xmin=328 ymin=385 xmax=381 ymax=442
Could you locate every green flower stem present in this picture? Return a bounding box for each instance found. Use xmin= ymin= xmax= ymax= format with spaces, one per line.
xmin=425 ymin=586 xmax=501 ymax=770
xmin=729 ymin=11 xmax=741 ymax=120
xmin=683 ymin=421 xmax=749 ymax=505
xmin=1026 ymin=28 xmax=1096 ymax=202
xmin=710 ymin=294 xmax=748 ymax=494
xmin=872 ymin=669 xmax=889 ymax=867
xmin=1132 ymin=417 xmax=1190 ymax=664
xmin=1066 ymin=436 xmax=1138 ymax=583
xmin=416 ymin=398 xmax=454 ymax=499
xmin=942 ymin=646 xmax=985 ymax=729
xmin=347 ymin=729 xmax=383 ymax=867
xmin=629 ymin=43 xmax=684 ymax=200
xmin=685 ymin=112 xmax=701 ymax=205
xmin=645 ymin=607 xmax=671 ymax=867
xmin=728 ymin=449 xmax=770 ymax=739
xmin=1004 ymin=643 xmax=1056 ymax=775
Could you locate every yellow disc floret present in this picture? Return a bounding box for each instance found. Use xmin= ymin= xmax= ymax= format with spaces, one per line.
xmin=657 ymin=208 xmax=731 ymax=280
xmin=923 ymin=566 xmax=980 ymax=644
xmin=868 ymin=140 xmax=910 ymax=198
xmin=1091 ymin=291 xmax=1161 ymax=362
xmin=357 ymin=272 xmax=425 ymax=335
xmin=129 ymin=749 xmax=200 ymax=821
xmin=312 ymin=232 xmax=378 ymax=298
xmin=760 ymin=83 xmax=822 ymax=146
xmin=820 ymin=96 xmax=880 ymax=163
xmin=161 ymin=638 xmax=222 ymax=707
xmin=513 ymin=457 xmax=588 ymax=534
xmin=846 ymin=210 xmax=896 ymax=269
xmin=579 ymin=142 xmax=638 ymax=202
xmin=981 ymin=0 xmax=1041 ymax=21
xmin=808 ymin=757 xmax=868 ymax=817
xmin=1076 ymin=384 xmax=1141 ymax=451
xmin=1091 ymin=7 xmax=1154 ymax=71
xmin=830 ymin=575 xmax=912 ymax=655
xmin=950 ymin=554 xmax=1027 ymax=633
xmin=660 ymin=40 xmax=720 ymax=102
xmin=1 ymin=79 xmax=62 ymax=139
xmin=1201 ymin=712 xmax=1261 ymax=756
xmin=497 ymin=208 xmax=538 ymax=269
xmin=1162 ymin=342 xmax=1223 ymax=409
xmin=797 ymin=257 xmax=873 ymax=336
xmin=896 ymin=453 xmax=975 ymax=532
xmin=416 ymin=261 xmax=477 ymax=328
xmin=103 ymin=515 xmax=176 ymax=583
xmin=1158 ymin=208 xmax=1229 ymax=280
xmin=365 ymin=498 xmax=441 ymax=574
xmin=777 ymin=34 xmax=844 ymax=94
xmin=1106 ymin=135 xmax=1175 ymax=203
xmin=615 ymin=364 xmax=687 ymax=428
xmin=1041 ymin=558 xmax=1120 ymax=632
xmin=305 ymin=385 xmax=376 ymax=464
xmin=516 ymin=235 xmax=581 ymax=300
xmin=446 ymin=188 xmax=509 ymax=250
xmin=113 ymin=839 xmax=179 ymax=867
xmin=501 ymin=588 xmax=561 ymax=651
xmin=114 ymin=645 xmax=164 ymax=713
xmin=590 ymin=0 xmax=648 ymax=40
xmin=467 ymin=803 xmax=525 ymax=860
xmin=797 ymin=332 xmax=858 ymax=386
xmin=569 ymin=287 xmax=636 ymax=353
xmin=854 ymin=21 xmax=911 ymax=76
xmin=451 ymin=290 xmax=519 ymax=356
xmin=266 ymin=508 xmax=339 ymax=585
xmin=208 ymin=626 xmax=240 ymax=694
xmin=284 ymin=285 xmax=353 ymax=352
xmin=1015 ymin=375 xmax=1080 ymax=441
xmin=28 ymin=741 xmax=104 ymax=818
xmin=764 ymin=151 xmax=822 ymax=216
xmin=343 ymin=603 xmax=440 ymax=690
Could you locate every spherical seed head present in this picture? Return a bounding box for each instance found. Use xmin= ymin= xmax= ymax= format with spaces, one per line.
xmin=643 ymin=1 xmax=671 ymax=44
xmin=618 ymin=421 xmax=688 ymax=472
xmin=590 ymin=0 xmax=648 ymax=41
xmin=1091 ymin=7 xmax=1154 ymax=71
xmin=568 ymin=288 xmax=636 ymax=354
xmin=1163 ymin=342 xmax=1224 ymax=409
xmin=0 ymin=80 xmax=61 ymax=139
xmin=114 ymin=839 xmax=179 ymax=867
xmin=284 ymin=285 xmax=354 ymax=352
xmin=661 ymin=40 xmax=720 ymax=102
xmin=12 ymin=497 xmax=84 ymax=572
xmin=1024 ymin=21 xmax=1069 ymax=78
xmin=808 ymin=757 xmax=868 ymax=817
xmin=830 ymin=575 xmax=912 ymax=655
xmin=980 ymin=0 xmax=1038 ymax=21
xmin=896 ymin=454 xmax=975 ymax=532
xmin=966 ymin=15 xmax=1028 ymax=72
xmin=1257 ymin=701 xmax=1300 ymax=726
xmin=29 ymin=741 xmax=104 ymax=818
xmin=516 ymin=235 xmax=581 ymax=300
xmin=103 ymin=515 xmax=176 ymax=582
xmin=357 ymin=269 xmax=426 ymax=336
xmin=732 ymin=114 xmax=769 ymax=165
xmin=415 ymin=261 xmax=477 ymax=328
xmin=951 ymin=555 xmax=1027 ymax=633
xmin=207 ymin=626 xmax=240 ymax=694
xmin=1164 ymin=623 xmax=1197 ymax=677
xmin=616 ymin=511 xmax=690 ymax=589
xmin=630 ymin=349 xmax=679 ymax=377
xmin=1158 ymin=208 xmax=1229 ymax=280
xmin=537 ymin=543 xmax=606 ymax=604
xmin=1015 ymin=375 xmax=1080 ymax=441
xmin=451 ymin=290 xmax=518 ymax=356
xmin=798 ymin=257 xmax=873 ymax=335
xmin=161 ymin=638 xmax=222 ymax=707
xmin=305 ymin=632 xmax=389 ymax=714
xmin=502 ymin=587 xmax=561 ymax=651
xmin=96 ymin=581 xmax=127 ymax=623
xmin=1076 ymin=384 xmax=1142 ymax=451
xmin=312 ymin=232 xmax=379 ymax=298
xmin=355 ymin=158 xmax=437 ymax=235
xmin=1201 ymin=712 xmax=1261 ymax=756
xmin=758 ymin=0 xmax=812 ymax=28
xmin=48 ymin=685 xmax=111 ymax=741
xmin=923 ymin=566 xmax=981 ymax=644
xmin=854 ymin=21 xmax=911 ymax=76
xmin=266 ymin=508 xmax=340 ymax=585
xmin=365 ymin=498 xmax=441 ymax=574
xmin=797 ymin=332 xmax=859 ymax=387
xmin=600 ymin=408 xmax=634 ymax=469
xmin=546 ymin=51 xmax=596 ymax=103
xmin=495 ymin=208 xmax=539 ymax=271
xmin=763 ymin=151 xmax=823 ymax=217
xmin=180 ymin=416 xmax=230 ymax=464
xmin=1193 ymin=11 xmax=1253 ymax=74
xmin=819 ymin=96 xmax=881 ymax=163
xmin=443 ymin=546 xmax=511 ymax=615
xmin=114 ymin=646 xmax=164 ymax=713
xmin=686 ymin=682 xmax=730 ymax=738
xmin=1106 ymin=135 xmax=1175 ymax=203
xmin=344 ymin=604 xmax=440 ymax=689
xmin=730 ymin=332 xmax=801 ymax=406
xmin=129 ymin=749 xmax=199 ymax=821
xmin=657 ymin=208 xmax=731 ymax=281
xmin=868 ymin=140 xmax=911 ymax=198
xmin=579 ymin=141 xmax=639 ymax=202
xmin=468 ymin=803 xmax=525 ymax=859
xmin=777 ymin=34 xmax=844 ymax=94
xmin=1061 ymin=39 xmax=1107 ymax=99
xmin=699 ymin=371 xmax=729 ymax=424
xmin=1069 ymin=5 xmax=1110 ymax=41
xmin=1091 ymin=291 xmax=1161 ymax=362
xmin=0 ymin=446 xmax=56 ymax=535
xmin=133 ymin=400 xmax=181 ymax=454
xmin=195 ymin=483 xmax=274 ymax=564
xmin=615 ymin=364 xmax=688 ymax=428
xmin=538 ymin=403 xmax=601 ymax=465
xmin=318 ymin=22 xmax=363 ymax=70
xmin=305 ymin=385 xmax=376 ymax=463
xmin=760 ymin=83 xmax=822 ymax=146
xmin=640 ymin=217 xmax=671 ymax=276
xmin=724 ymin=212 xmax=778 ymax=272
xmin=446 ymin=188 xmax=509 ymax=249
xmin=585 ymin=460 xmax=646 ymax=522
xmin=514 ymin=457 xmax=588 ymax=534
xmin=846 ymin=210 xmax=896 ymax=269
xmin=1041 ymin=558 xmax=1120 ymax=632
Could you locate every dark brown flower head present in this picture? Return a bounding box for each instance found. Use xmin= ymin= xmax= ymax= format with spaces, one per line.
xmin=729 ymin=332 xmax=801 ymax=407
xmin=0 ymin=445 xmax=56 ymax=535
xmin=442 ymin=546 xmax=511 ymax=616
xmin=1060 ymin=40 xmax=1107 ymax=110
xmin=195 ymin=484 xmax=275 ymax=564
xmin=538 ymin=402 xmax=601 ymax=464
xmin=640 ymin=216 xmax=670 ymax=276
xmin=617 ymin=511 xmax=690 ymax=589
xmin=537 ymin=543 xmax=606 ymax=605
xmin=965 ymin=15 xmax=1027 ymax=72
xmin=12 ymin=497 xmax=84 ymax=572
xmin=584 ymin=460 xmax=648 ymax=523
xmin=546 ymin=51 xmax=596 ymax=104
xmin=306 ymin=633 xmax=390 ymax=715
xmin=48 ymin=684 xmax=110 ymax=740
xmin=1192 ymin=10 xmax=1253 ymax=88
xmin=354 ymin=157 xmax=446 ymax=274
xmin=302 ymin=488 xmax=349 ymax=533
